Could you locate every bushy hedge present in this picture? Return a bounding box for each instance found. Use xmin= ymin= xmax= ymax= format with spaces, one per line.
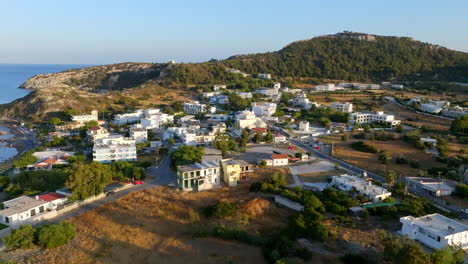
xmin=3 ymin=222 xmax=76 ymax=251
xmin=37 ymin=222 xmax=76 ymax=248
xmin=204 ymin=201 xmax=236 ymax=218
xmin=212 ymin=225 xmax=263 ymax=246
xmin=351 ymin=141 xmax=377 ymax=153
xmin=455 ymin=184 xmax=468 ymax=198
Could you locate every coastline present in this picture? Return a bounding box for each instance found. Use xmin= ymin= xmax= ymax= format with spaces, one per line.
xmin=0 ymin=123 xmax=36 ymax=173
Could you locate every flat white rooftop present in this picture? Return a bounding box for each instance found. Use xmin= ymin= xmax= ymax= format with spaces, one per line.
xmin=401 ymin=213 xmax=468 ymax=237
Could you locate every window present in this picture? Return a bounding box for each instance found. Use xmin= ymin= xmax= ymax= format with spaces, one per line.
xmin=39 ymin=206 xmax=44 ymax=213
xmin=5 ymin=217 xmax=9 ymax=223
xmin=31 ymin=209 xmax=36 ymax=216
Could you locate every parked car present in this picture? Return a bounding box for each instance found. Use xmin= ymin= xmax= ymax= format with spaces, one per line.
xmin=134 ymin=180 xmax=144 ymax=185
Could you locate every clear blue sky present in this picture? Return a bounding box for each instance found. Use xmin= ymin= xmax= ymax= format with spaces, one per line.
xmin=1 ymin=0 xmax=467 ymax=64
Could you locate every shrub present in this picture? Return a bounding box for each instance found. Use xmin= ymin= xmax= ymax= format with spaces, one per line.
xmin=455 ymin=184 xmax=468 ymax=198
xmin=4 ymin=225 xmax=36 ymax=250
xmin=212 ymin=225 xmax=263 ymax=246
xmin=37 ymin=222 xmax=76 ymax=248
xmin=205 ymin=201 xmax=236 ymax=218
xmin=409 ymin=160 xmax=420 ymax=168
xmin=351 ymin=141 xmax=377 ymax=153
xmin=395 ymin=157 xmax=408 ymax=164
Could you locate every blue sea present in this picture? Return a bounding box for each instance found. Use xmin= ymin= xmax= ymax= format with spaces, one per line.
xmin=0 ymin=64 xmax=89 ymax=104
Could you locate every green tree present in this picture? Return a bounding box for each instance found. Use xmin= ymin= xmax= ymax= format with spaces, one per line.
xmin=65 ymin=162 xmax=112 ymax=201
xmin=239 ymin=129 xmax=250 ymax=147
xmin=12 ymin=150 xmax=38 ymax=168
xmin=4 ymin=225 xmax=36 ymax=250
xmin=263 ymin=132 xmax=273 ymax=143
xmin=49 ymin=117 xmax=62 ymax=126
xmin=378 ymin=150 xmax=392 ymax=164
xmin=37 ymin=222 xmax=76 ymax=248
xmin=430 ymin=246 xmax=465 ymax=264
xmin=252 ymin=133 xmax=263 ymax=143
xmin=450 ymin=115 xmax=468 ymax=135
xmin=214 ymin=133 xmax=237 ymax=155
xmin=171 ymin=145 xmax=204 ymax=167
xmin=386 ymin=170 xmax=397 ymax=187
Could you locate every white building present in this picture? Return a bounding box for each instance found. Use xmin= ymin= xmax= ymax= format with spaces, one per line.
xmin=259 ymin=154 xmax=289 ymax=167
xmin=314 ymin=84 xmax=344 ymax=92
xmin=213 ymin=84 xmax=227 ymax=91
xmin=87 ymin=126 xmax=109 ymax=142
xmin=163 ymin=124 xmax=225 ymax=146
xmin=420 ymin=103 xmax=444 ymax=114
xmin=93 ymin=135 xmax=137 ymax=163
xmin=113 ymin=110 xmax=143 ymax=125
xmin=299 ymin=121 xmax=310 ymax=132
xmin=442 ymin=106 xmax=468 ymax=118
xmin=400 ymin=213 xmax=468 ymax=249
xmin=255 ymin=87 xmax=279 ymax=97
xmin=356 ymin=84 xmax=380 ymax=90
xmin=71 ymin=110 xmax=98 ymax=124
xmin=235 ymin=111 xmax=267 ymax=129
xmin=291 ymin=92 xmax=320 ymax=110
xmin=130 ymin=126 xmax=148 ymax=144
xmin=0 ymin=196 xmax=49 ymax=226
xmin=183 ymin=101 xmax=207 ymax=115
xmin=330 ymin=174 xmax=392 ymax=202
xmin=406 ymin=177 xmax=454 ymax=197
xmin=251 ymin=102 xmax=277 ymax=117
xmin=140 ymin=112 xmax=174 ymax=130
xmin=237 ymin=92 xmax=253 ymax=99
xmin=330 ymin=102 xmax=353 ymax=113
xmin=177 ymin=161 xmax=221 ymax=191
xmin=273 ymin=134 xmax=287 ymax=143
xmin=349 ymin=111 xmax=401 ymax=127
xmin=273 ymin=82 xmax=281 ymax=89
xmin=258 ymin=73 xmax=272 ymax=80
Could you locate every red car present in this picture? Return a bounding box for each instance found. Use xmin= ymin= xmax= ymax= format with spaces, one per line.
xmin=134 ymin=180 xmax=144 ymax=185
xmin=288 ymin=146 xmax=294 ymax=150
xmin=314 ymin=146 xmax=321 ymax=150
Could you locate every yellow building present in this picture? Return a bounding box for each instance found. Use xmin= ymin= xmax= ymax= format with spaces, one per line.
xmin=221 ymin=159 xmax=253 ymax=187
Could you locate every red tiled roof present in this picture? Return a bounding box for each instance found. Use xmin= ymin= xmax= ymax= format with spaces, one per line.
xmin=252 ymin=127 xmax=267 ymax=133
xmin=38 ymin=192 xmax=66 ymax=202
xmin=272 ymin=154 xmax=288 ymax=159
xmin=43 ymin=158 xmax=58 ymax=165
xmin=89 ymin=126 xmax=101 ymax=131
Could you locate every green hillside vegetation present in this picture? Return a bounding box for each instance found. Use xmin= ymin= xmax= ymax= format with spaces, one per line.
xmin=223 ymin=32 xmax=468 ymax=82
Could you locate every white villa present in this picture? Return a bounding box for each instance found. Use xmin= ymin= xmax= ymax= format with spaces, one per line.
xmin=129 ymin=126 xmax=148 ymax=143
xmin=329 ymin=174 xmax=392 ymax=202
xmin=400 ymin=213 xmax=468 ymax=249
xmin=291 ymin=92 xmax=320 ymax=110
xmin=251 ymin=102 xmax=277 ymax=117
xmin=330 ymin=102 xmax=353 ymax=113
xmin=258 ymin=73 xmax=272 ymax=79
xmin=235 ymin=111 xmax=267 ymax=129
xmin=349 ymin=111 xmax=401 ymax=127
xmin=183 ymin=101 xmax=208 ymax=115
xmin=71 ymin=110 xmax=98 ymax=124
xmin=0 ymin=196 xmax=49 ymax=226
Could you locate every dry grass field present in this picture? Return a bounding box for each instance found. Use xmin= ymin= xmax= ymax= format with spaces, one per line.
xmin=382 ymin=102 xmax=451 ymax=131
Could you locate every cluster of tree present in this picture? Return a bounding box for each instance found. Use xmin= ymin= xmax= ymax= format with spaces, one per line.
xmin=450 ymin=116 xmax=468 ymax=135
xmin=43 ymin=136 xmax=66 ymax=147
xmin=65 ymin=162 xmax=113 ymax=202
xmin=378 ymin=150 xmax=392 ymax=164
xmin=4 ymin=222 xmax=76 ymax=250
xmin=12 ymin=150 xmax=38 ymax=168
xmin=250 ymin=171 xmax=287 ymax=193
xmin=380 ymin=231 xmax=465 ymax=264
xmin=252 ymin=132 xmax=273 ymax=144
xmin=170 ymin=145 xmax=204 ymax=167
xmin=402 ymin=130 xmax=426 ymax=150
xmin=13 ymin=170 xmax=68 ymax=194
xmin=109 ymin=161 xmax=145 ymax=181
xmin=351 ymin=141 xmax=378 ymax=153
xmin=213 ymin=133 xmax=237 ymax=155
xmin=299 ymin=108 xmax=349 ymax=126
xmin=223 ymin=33 xmax=468 ymax=82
